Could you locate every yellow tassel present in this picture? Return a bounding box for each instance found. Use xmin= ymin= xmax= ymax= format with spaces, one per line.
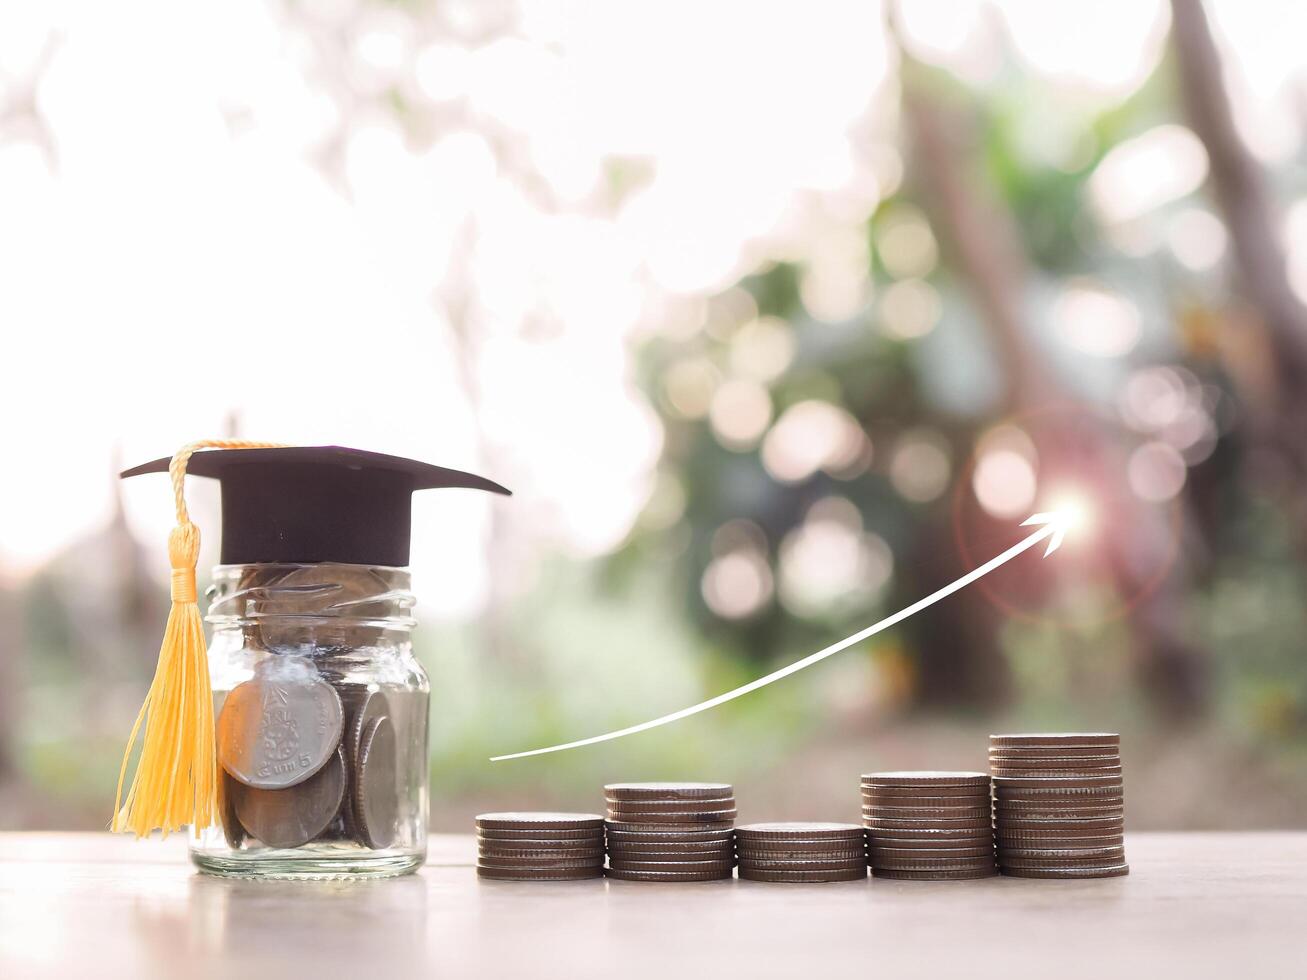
xmin=112 ymin=439 xmax=281 ymax=838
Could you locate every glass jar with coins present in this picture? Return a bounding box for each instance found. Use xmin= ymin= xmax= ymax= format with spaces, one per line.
xmin=193 ymin=562 xmax=429 ymax=878
xmin=117 ymin=445 xmax=511 ymax=879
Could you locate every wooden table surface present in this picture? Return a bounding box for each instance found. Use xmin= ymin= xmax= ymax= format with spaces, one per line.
xmin=0 ymin=832 xmax=1302 ymax=979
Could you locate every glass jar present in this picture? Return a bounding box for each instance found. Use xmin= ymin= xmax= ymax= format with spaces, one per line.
xmin=191 ymin=563 xmax=428 ymax=879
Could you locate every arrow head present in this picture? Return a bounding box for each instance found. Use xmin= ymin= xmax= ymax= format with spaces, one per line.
xmin=1020 ymin=511 xmax=1074 ymax=557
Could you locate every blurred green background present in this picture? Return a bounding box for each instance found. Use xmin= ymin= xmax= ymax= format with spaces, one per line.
xmin=2 ymin=0 xmax=1306 ymax=833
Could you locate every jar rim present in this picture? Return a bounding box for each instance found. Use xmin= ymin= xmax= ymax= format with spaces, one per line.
xmin=205 ymin=563 xmax=416 ymax=630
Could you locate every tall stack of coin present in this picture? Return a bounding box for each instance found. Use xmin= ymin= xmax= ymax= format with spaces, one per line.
xmin=475 ymin=813 xmax=605 ymax=880
xmin=990 ymin=733 xmax=1128 ymax=879
xmin=862 ymin=772 xmax=997 ymax=880
xmin=603 ymin=783 xmax=736 ymax=882
xmin=736 ymin=823 xmax=867 ymax=882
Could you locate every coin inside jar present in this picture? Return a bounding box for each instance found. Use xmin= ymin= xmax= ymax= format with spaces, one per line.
xmin=216 ymin=661 xmax=345 ymax=789
xmin=217 ymin=660 xmax=344 ymax=789
xmin=218 ymin=770 xmax=246 ymax=849
xmin=233 ymin=745 xmax=347 ymax=849
xmin=258 ymin=565 xmax=391 ymax=654
xmin=354 ymin=714 xmax=400 ymax=849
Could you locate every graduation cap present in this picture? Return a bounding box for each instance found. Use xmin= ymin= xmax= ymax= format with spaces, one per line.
xmin=121 ymin=444 xmax=511 ymax=567
xmin=112 ymin=440 xmax=510 ymax=839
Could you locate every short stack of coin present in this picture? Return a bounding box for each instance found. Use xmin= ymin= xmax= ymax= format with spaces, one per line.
xmin=736 ymin=823 xmax=867 ymax=882
xmin=603 ymin=783 xmax=736 ymax=882
xmin=475 ymin=812 xmax=606 ymax=881
xmin=862 ymin=772 xmax=997 ymax=880
xmin=990 ymin=733 xmax=1128 ymax=879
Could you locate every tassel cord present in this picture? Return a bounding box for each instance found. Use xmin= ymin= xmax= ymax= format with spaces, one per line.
xmin=112 ymin=439 xmax=281 ymax=838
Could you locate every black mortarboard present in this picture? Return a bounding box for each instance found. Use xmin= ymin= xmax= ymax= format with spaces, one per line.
xmin=121 ymin=445 xmax=510 ymax=567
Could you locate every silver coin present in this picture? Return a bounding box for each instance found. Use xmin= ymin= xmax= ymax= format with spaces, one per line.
xmin=735 ymin=822 xmax=863 ymax=840
xmin=258 ymin=564 xmax=391 ymax=653
xmin=605 ymin=808 xmax=739 ymax=824
xmin=476 ymin=812 xmax=606 ymax=831
xmin=217 ymin=662 xmax=344 ymax=789
xmin=233 ymin=745 xmax=347 ymax=848
xmin=603 ymin=782 xmax=733 ymax=801
xmin=604 ymin=819 xmax=735 ymax=833
xmin=354 ymin=715 xmax=400 ymax=849
xmin=341 ymin=688 xmax=389 ymax=841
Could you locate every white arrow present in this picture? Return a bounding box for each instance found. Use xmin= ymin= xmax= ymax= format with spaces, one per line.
xmin=490 ymin=511 xmax=1073 ymax=762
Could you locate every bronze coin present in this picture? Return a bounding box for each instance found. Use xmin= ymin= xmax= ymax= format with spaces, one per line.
xmin=739 ymin=867 xmax=866 ymax=882
xmin=735 ymin=822 xmax=863 ymax=841
xmin=608 ymin=851 xmax=735 ymax=864
xmin=607 ymin=840 xmax=735 ymax=855
xmin=995 ymin=795 xmax=1123 ymax=809
xmin=478 ymin=845 xmax=606 ymax=860
xmin=233 ymin=745 xmax=347 ymax=849
xmin=993 ymin=789 xmax=1129 ymax=799
xmin=871 ymin=857 xmax=997 ymax=872
xmin=991 ymin=766 xmax=1123 ymax=779
xmin=868 ymin=835 xmax=993 ymax=850
xmin=871 ymin=846 xmax=991 ymax=859
xmin=863 ymin=817 xmax=991 ymax=831
xmin=739 ymin=858 xmax=868 ymax=872
xmin=602 ymin=796 xmax=735 ymax=812
xmin=218 ymin=770 xmax=246 ymax=848
xmin=996 ymin=817 xmax=1124 ymax=832
xmin=998 ymin=846 xmax=1126 ymax=862
xmin=872 ymin=867 xmax=996 ymax=880
xmin=999 ymin=853 xmax=1128 ymax=868
xmin=605 ymin=808 xmax=739 ymax=824
xmin=608 ymin=860 xmax=736 ymax=873
xmin=478 ymin=828 xmax=605 ymax=841
xmin=992 ymin=775 xmax=1123 ymax=790
xmin=864 ymin=827 xmax=993 ymax=842
xmin=995 ymin=807 xmax=1124 ymax=822
xmin=1000 ymin=864 xmax=1129 ymax=879
xmin=987 ymin=755 xmax=1121 ymax=769
xmin=477 ymin=812 xmax=605 ymax=831
xmin=861 ymin=792 xmax=990 ymax=806
xmin=478 ymin=856 xmax=605 ymax=870
xmin=989 ymin=733 xmax=1119 ymax=748
xmin=354 ymin=715 xmax=399 ymax=849
xmin=736 ymin=837 xmax=864 ymax=853
xmin=605 ymin=819 xmax=734 ymax=833
xmin=861 ymin=772 xmax=989 ymax=788
xmin=986 ymin=745 xmax=1120 ymax=758
xmin=862 ymin=806 xmax=991 ymax=821
xmin=998 ymin=841 xmax=1125 ymax=856
xmin=218 ymin=664 xmax=344 ymax=790
xmin=604 ymin=783 xmax=733 ymax=801
xmin=604 ymin=828 xmax=735 ymax=844
xmin=605 ymin=868 xmax=733 ymax=881
xmin=998 ymin=831 xmax=1124 ymax=846
xmin=740 ymin=848 xmax=865 ymax=863
xmin=477 ymin=866 xmax=602 ymax=881
xmin=861 ymin=784 xmax=990 ymax=799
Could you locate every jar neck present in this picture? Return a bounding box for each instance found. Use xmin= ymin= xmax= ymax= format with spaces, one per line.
xmin=206 ymin=563 xmax=416 ymax=632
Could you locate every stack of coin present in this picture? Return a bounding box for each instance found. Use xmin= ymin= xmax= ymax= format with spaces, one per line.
xmin=736 ymin=823 xmax=867 ymax=882
xmin=990 ymin=733 xmax=1128 ymax=879
xmin=475 ymin=813 xmax=606 ymax=881
xmin=603 ymin=783 xmax=736 ymax=882
xmin=862 ymin=771 xmax=996 ymax=880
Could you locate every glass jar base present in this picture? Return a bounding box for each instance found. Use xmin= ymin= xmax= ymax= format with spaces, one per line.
xmin=191 ymin=850 xmax=424 ymax=881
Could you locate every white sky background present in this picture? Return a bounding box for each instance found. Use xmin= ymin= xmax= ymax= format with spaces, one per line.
xmin=1 ymin=0 xmax=1304 ymax=620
